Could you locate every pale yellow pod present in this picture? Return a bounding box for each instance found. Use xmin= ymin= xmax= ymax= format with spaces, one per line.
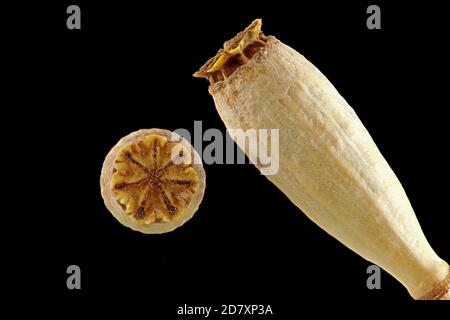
xmin=195 ymin=19 xmax=449 ymax=299
xmin=100 ymin=129 xmax=206 ymax=234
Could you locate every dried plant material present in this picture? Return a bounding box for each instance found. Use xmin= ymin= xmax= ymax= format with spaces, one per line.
xmin=100 ymin=129 xmax=206 ymax=234
xmin=195 ymin=19 xmax=449 ymax=299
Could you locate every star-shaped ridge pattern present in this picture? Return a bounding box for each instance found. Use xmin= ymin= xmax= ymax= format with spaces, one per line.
xmin=111 ymin=134 xmax=199 ymax=224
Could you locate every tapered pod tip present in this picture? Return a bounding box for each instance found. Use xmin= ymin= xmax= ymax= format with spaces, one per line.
xmin=419 ymin=268 xmax=450 ymax=300
xmin=193 ymin=18 xmax=268 ymax=83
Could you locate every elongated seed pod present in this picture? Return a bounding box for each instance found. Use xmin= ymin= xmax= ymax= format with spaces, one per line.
xmin=195 ymin=19 xmax=449 ymax=299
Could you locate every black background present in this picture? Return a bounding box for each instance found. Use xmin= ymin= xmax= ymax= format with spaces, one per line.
xmin=8 ymin=0 xmax=450 ymax=316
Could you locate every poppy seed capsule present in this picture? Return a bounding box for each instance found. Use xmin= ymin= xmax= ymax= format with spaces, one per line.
xmin=100 ymin=129 xmax=206 ymax=234
xmin=195 ymin=19 xmax=449 ymax=299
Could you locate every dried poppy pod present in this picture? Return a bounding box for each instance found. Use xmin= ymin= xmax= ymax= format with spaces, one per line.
xmin=100 ymin=129 xmax=206 ymax=234
xmin=195 ymin=19 xmax=449 ymax=299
